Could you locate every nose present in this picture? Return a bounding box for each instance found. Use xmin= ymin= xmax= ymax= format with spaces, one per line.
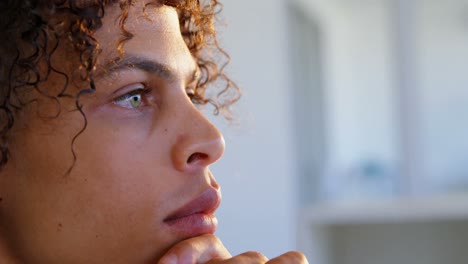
xmin=171 ymin=105 xmax=225 ymax=172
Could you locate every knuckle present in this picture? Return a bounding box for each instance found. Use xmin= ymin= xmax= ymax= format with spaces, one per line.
xmin=283 ymin=251 xmax=308 ymax=263
xmin=197 ymin=233 xmax=222 ymax=245
xmin=242 ymin=251 xmax=268 ymax=262
xmin=205 ymin=233 xmax=223 ymax=244
xmin=172 ymin=241 xmax=196 ymax=254
xmin=174 ymin=237 xmax=201 ymax=251
xmin=198 ymin=234 xmax=226 ymax=252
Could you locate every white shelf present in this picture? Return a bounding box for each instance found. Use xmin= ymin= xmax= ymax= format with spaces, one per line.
xmin=300 ymin=192 xmax=468 ymax=225
xmin=298 ymin=193 xmax=468 ymax=264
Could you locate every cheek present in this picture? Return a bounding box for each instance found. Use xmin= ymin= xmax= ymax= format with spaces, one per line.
xmin=63 ymin=120 xmax=182 ymax=258
xmin=1 ymin=111 xmax=179 ymax=262
xmin=7 ymin=114 xmax=82 ymax=181
xmin=70 ymin=118 xmax=181 ymax=223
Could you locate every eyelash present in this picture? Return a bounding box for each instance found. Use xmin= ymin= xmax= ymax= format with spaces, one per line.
xmin=112 ymin=86 xmax=198 ymax=109
xmin=113 ymin=87 xmax=152 ymax=109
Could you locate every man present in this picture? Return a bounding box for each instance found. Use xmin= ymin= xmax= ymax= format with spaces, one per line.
xmin=0 ymin=0 xmax=308 ymax=263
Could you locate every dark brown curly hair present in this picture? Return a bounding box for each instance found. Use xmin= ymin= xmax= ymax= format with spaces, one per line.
xmin=0 ymin=0 xmax=239 ymax=171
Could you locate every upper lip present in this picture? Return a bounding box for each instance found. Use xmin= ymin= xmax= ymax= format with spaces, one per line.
xmin=164 ymin=188 xmax=221 ymax=222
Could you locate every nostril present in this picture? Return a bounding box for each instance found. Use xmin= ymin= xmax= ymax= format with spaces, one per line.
xmin=187 ymin=152 xmax=208 ymax=164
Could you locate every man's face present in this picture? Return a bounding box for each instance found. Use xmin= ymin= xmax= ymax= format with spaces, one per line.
xmin=0 ymin=2 xmax=224 ymax=263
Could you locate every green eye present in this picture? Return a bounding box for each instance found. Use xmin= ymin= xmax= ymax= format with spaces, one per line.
xmin=113 ymin=88 xmax=149 ymax=109
xmin=129 ymin=94 xmax=142 ymax=108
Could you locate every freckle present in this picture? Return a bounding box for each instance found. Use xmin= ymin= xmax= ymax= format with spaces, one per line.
xmin=164 ymin=128 xmax=168 ymax=132
xmin=95 ymin=234 xmax=99 ymax=238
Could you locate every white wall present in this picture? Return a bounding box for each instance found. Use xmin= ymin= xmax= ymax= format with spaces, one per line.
xmin=208 ymin=0 xmax=299 ymax=258
xmin=208 ymin=0 xmax=468 ymax=259
xmin=324 ymin=1 xmax=398 ymax=168
xmin=414 ymin=0 xmax=468 ymax=191
xmin=293 ymin=0 xmax=399 ymax=200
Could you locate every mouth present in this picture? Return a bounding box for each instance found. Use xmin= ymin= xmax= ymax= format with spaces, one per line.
xmin=164 ymin=188 xmax=221 ymax=238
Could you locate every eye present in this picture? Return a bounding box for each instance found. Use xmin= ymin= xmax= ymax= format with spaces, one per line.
xmin=113 ymin=86 xmax=151 ymax=109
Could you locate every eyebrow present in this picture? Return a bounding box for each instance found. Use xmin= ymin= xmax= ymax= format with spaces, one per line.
xmin=96 ymin=55 xmax=199 ymax=84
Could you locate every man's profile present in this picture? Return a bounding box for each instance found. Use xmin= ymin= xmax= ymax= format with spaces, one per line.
xmin=0 ymin=1 xmax=308 ymax=263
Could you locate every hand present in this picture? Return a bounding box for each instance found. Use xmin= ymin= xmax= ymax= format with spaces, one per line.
xmin=158 ymin=234 xmax=309 ymax=264
xmin=206 ymin=251 xmax=308 ymax=264
xmin=158 ymin=234 xmax=231 ymax=264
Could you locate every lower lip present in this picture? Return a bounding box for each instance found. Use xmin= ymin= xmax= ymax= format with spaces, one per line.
xmin=164 ymin=213 xmax=218 ymax=237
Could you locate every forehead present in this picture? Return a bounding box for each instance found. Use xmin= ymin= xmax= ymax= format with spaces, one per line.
xmin=90 ymin=1 xmax=197 ymax=82
xmin=100 ymin=0 xmax=178 ymax=28
xmin=44 ymin=0 xmax=194 ymax=95
xmin=71 ymin=0 xmax=183 ymax=10
xmin=94 ymin=1 xmax=182 ymax=52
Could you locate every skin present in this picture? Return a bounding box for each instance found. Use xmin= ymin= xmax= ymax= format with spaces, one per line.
xmin=0 ymin=1 xmax=309 ymax=263
xmin=0 ymin=2 xmax=224 ymax=263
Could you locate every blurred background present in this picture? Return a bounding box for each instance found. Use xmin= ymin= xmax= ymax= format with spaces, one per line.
xmin=208 ymin=0 xmax=468 ymax=263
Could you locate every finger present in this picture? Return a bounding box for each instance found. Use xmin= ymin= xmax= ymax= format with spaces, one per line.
xmin=266 ymin=251 xmax=309 ymax=264
xmin=158 ymin=234 xmax=231 ymax=264
xmin=206 ymin=251 xmax=269 ymax=264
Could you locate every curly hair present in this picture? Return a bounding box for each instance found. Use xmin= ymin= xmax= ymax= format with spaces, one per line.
xmin=0 ymin=0 xmax=239 ymax=172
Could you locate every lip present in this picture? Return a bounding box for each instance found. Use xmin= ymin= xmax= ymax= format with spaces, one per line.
xmin=164 ymin=188 xmax=221 ymax=237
